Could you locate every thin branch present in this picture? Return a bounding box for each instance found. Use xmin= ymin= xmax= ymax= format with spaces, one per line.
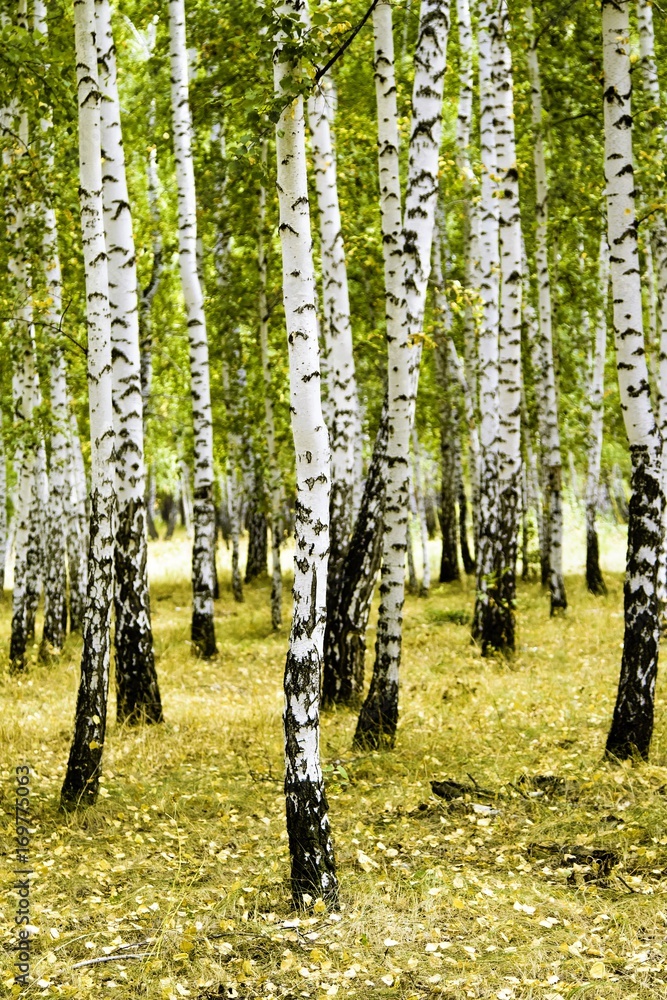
xmin=72 ymin=953 xmax=147 ymax=969
xmin=314 ymin=0 xmax=380 ymax=83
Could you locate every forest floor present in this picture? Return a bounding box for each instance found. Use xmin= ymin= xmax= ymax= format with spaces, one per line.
xmin=3 ymin=515 xmax=667 ymax=1000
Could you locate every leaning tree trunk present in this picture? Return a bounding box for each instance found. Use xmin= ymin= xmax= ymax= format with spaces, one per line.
xmin=258 ymin=142 xmax=283 ymax=629
xmin=274 ymin=0 xmax=337 ymax=909
xmin=602 ymin=0 xmax=663 ymax=762
xmin=61 ymin=0 xmax=116 ymax=809
xmin=431 ymin=230 xmax=460 ymax=583
xmin=323 ymin=401 xmax=388 ymax=707
xmin=585 ymin=233 xmax=609 ymax=596
xmin=471 ymin=0 xmax=503 ymax=654
xmin=448 ymin=337 xmax=479 ymax=568
xmin=526 ymin=1 xmax=566 ymax=614
xmin=168 ymin=0 xmax=217 ymax=657
xmin=307 ymin=72 xmax=361 ymax=676
xmin=96 ymin=0 xmax=162 ymax=723
xmin=356 ymin=0 xmax=450 ymax=750
xmin=494 ymin=6 xmax=523 ymax=652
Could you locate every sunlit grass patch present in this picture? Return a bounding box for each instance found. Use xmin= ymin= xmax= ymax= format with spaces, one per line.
xmin=2 ymin=525 xmax=667 ymax=997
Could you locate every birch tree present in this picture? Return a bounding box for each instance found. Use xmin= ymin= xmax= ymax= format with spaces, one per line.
xmin=494 ymin=5 xmax=522 ymax=651
xmin=168 ymin=0 xmax=217 ymax=657
xmin=258 ymin=146 xmax=283 ymax=629
xmin=95 ymin=0 xmax=162 ymax=723
xmin=273 ymin=0 xmax=337 ymax=908
xmin=602 ymin=0 xmax=663 ymax=762
xmin=355 ymin=0 xmax=449 ymax=748
xmin=471 ymin=0 xmax=502 ymax=654
xmin=636 ymin=0 xmax=667 ymax=621
xmin=61 ymin=0 xmax=115 ymax=808
xmin=526 ymin=1 xmax=566 ymax=614
xmin=307 ymin=75 xmax=361 ymax=657
xmin=585 ymin=233 xmax=609 ymax=596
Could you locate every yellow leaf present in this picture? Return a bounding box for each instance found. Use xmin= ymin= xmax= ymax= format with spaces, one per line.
xmin=452 ymin=897 xmax=465 ymax=909
xmin=88 ymin=740 xmax=101 ymax=750
xmin=590 ymin=961 xmax=606 ymax=979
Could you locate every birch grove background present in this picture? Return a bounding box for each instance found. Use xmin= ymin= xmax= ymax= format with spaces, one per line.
xmin=3 ymin=1 xmax=667 ymax=997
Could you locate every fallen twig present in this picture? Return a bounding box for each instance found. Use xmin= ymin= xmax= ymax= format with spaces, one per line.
xmin=72 ymin=953 xmax=147 ymax=969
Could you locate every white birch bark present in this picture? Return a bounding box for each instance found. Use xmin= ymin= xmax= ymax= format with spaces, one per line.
xmin=602 ymin=0 xmax=663 ymax=761
xmin=354 ymin=1 xmax=411 ymax=749
xmin=404 ymin=0 xmax=451 ymax=395
xmin=273 ymin=0 xmax=337 ymax=908
xmin=494 ymin=5 xmax=522 ymax=650
xmin=526 ymin=0 xmax=566 ymax=612
xmin=636 ymin=0 xmax=667 ymax=622
xmin=168 ymin=0 xmax=217 ymax=657
xmin=5 ymin=65 xmax=39 ymax=672
xmin=61 ymin=0 xmax=115 ymax=808
xmin=585 ymin=233 xmax=609 ymax=596
xmin=356 ymin=0 xmax=449 ymax=749
xmin=31 ymin=0 xmax=69 ymax=660
xmin=307 ymin=76 xmax=361 ymax=607
xmin=258 ymin=142 xmax=283 ymax=630
xmin=95 ymin=0 xmax=161 ymax=723
xmin=411 ymin=428 xmax=431 ymax=594
xmin=455 ymin=0 xmax=478 ymax=403
xmin=471 ymin=0 xmax=502 ymax=652
xmin=65 ymin=410 xmax=88 ymax=633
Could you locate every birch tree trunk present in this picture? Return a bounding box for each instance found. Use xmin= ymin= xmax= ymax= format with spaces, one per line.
xmin=411 ymin=429 xmax=431 ymax=594
xmin=636 ymin=0 xmax=667 ymax=623
xmin=494 ymin=5 xmax=522 ymax=651
xmin=32 ymin=0 xmax=69 ymax=661
xmin=274 ymin=0 xmax=337 ymax=908
xmin=431 ymin=233 xmax=460 ymax=582
xmin=323 ymin=402 xmax=388 ymax=706
xmin=471 ymin=0 xmax=503 ymax=653
xmin=7 ymin=100 xmax=38 ymax=673
xmin=354 ymin=1 xmax=411 ymax=748
xmin=356 ymin=0 xmax=449 ymax=750
xmin=258 ymin=145 xmax=283 ymax=630
xmin=168 ymin=0 xmax=217 ymax=657
xmin=586 ymin=233 xmax=609 ymax=596
xmin=96 ymin=0 xmax=162 ymax=723
xmin=602 ymin=0 xmax=663 ymax=762
xmin=455 ymin=0 xmax=478 ymax=405
xmin=526 ymin=1 xmax=566 ymax=614
xmin=307 ymin=76 xmax=361 ymax=663
xmin=65 ymin=409 xmax=89 ymax=633
xmin=61 ymin=0 xmax=115 ymax=808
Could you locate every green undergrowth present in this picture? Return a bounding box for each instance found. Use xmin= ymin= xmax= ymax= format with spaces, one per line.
xmin=2 ymin=535 xmax=667 ymax=999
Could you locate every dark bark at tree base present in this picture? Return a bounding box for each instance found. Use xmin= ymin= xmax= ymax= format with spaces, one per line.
xmin=586 ymin=526 xmax=606 ymax=596
xmin=61 ymin=489 xmax=113 ymax=811
xmin=245 ymin=505 xmax=268 ymax=583
xmin=493 ymin=485 xmax=519 ymax=654
xmin=162 ymin=493 xmax=178 ymax=539
xmin=9 ymin=619 xmax=28 ymax=674
xmin=191 ymin=489 xmax=218 ymax=658
xmin=353 ymin=669 xmax=399 ymax=750
xmin=284 ymin=644 xmax=338 ymax=909
xmin=605 ymin=448 xmax=662 ymax=762
xmin=115 ymin=499 xmax=163 ymax=725
xmin=322 ymin=403 xmax=387 ymax=708
xmin=232 ymin=542 xmax=244 ymax=602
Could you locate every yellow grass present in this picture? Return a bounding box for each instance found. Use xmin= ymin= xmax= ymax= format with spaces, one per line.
xmin=2 ymin=518 xmax=667 ymax=1000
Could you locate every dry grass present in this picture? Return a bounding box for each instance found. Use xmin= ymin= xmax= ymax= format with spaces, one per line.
xmin=2 ymin=521 xmax=667 ymax=1000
